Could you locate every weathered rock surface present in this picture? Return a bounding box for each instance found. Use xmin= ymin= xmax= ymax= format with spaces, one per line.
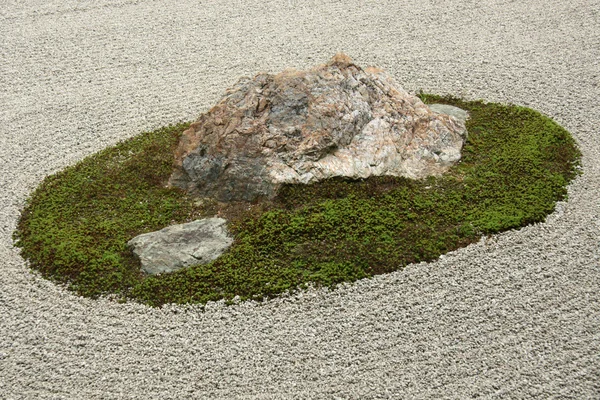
xmin=169 ymin=53 xmax=467 ymax=202
xmin=429 ymin=103 xmax=469 ymax=127
xmin=127 ymin=218 xmax=233 ymax=275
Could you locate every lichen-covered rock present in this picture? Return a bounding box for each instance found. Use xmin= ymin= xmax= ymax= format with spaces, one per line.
xmin=127 ymin=218 xmax=233 ymax=275
xmin=169 ymin=53 xmax=467 ymax=202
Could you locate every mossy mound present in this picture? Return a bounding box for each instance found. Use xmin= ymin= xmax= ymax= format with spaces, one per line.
xmin=13 ymin=95 xmax=581 ymax=307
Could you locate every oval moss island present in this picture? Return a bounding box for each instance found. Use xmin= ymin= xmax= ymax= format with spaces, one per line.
xmin=14 ymin=95 xmax=581 ymax=307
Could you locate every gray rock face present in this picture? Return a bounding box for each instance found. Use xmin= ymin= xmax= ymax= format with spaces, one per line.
xmin=127 ymin=218 xmax=233 ymax=275
xmin=169 ymin=53 xmax=467 ymax=202
xmin=429 ymin=103 xmax=469 ymax=127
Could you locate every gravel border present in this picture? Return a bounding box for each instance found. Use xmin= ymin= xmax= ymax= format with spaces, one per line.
xmin=1 ymin=0 xmax=599 ymax=398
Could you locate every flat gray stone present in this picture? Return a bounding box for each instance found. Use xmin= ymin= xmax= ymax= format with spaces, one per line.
xmin=429 ymin=103 xmax=469 ymax=126
xmin=127 ymin=217 xmax=233 ymax=275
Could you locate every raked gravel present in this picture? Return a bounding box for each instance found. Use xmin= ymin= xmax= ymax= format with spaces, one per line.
xmin=1 ymin=0 xmax=599 ymax=398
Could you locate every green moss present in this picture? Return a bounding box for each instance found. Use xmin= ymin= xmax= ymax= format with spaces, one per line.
xmin=13 ymin=96 xmax=581 ymax=307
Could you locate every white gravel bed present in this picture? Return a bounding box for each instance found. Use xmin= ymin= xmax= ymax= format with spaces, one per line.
xmin=1 ymin=0 xmax=599 ymax=398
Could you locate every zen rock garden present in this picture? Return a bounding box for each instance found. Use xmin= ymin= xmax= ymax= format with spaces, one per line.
xmin=15 ymin=51 xmax=580 ymax=305
xmin=128 ymin=54 xmax=469 ymax=275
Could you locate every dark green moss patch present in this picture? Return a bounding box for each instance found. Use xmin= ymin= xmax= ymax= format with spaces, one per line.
xmin=14 ymin=96 xmax=581 ymax=307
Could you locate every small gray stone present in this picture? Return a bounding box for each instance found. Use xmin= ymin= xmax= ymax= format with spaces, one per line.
xmin=127 ymin=218 xmax=233 ymax=275
xmin=429 ymin=103 xmax=470 ymax=126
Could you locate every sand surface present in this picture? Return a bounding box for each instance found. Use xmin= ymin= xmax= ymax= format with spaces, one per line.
xmin=1 ymin=0 xmax=599 ymax=398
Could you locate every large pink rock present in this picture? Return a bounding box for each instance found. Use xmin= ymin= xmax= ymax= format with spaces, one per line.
xmin=169 ymin=54 xmax=467 ymax=202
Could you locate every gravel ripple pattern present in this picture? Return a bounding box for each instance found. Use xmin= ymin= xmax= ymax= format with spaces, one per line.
xmin=1 ymin=0 xmax=599 ymax=398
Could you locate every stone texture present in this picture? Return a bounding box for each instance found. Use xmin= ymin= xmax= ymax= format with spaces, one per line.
xmin=127 ymin=218 xmax=233 ymax=275
xmin=429 ymin=103 xmax=469 ymax=127
xmin=169 ymin=53 xmax=467 ymax=202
